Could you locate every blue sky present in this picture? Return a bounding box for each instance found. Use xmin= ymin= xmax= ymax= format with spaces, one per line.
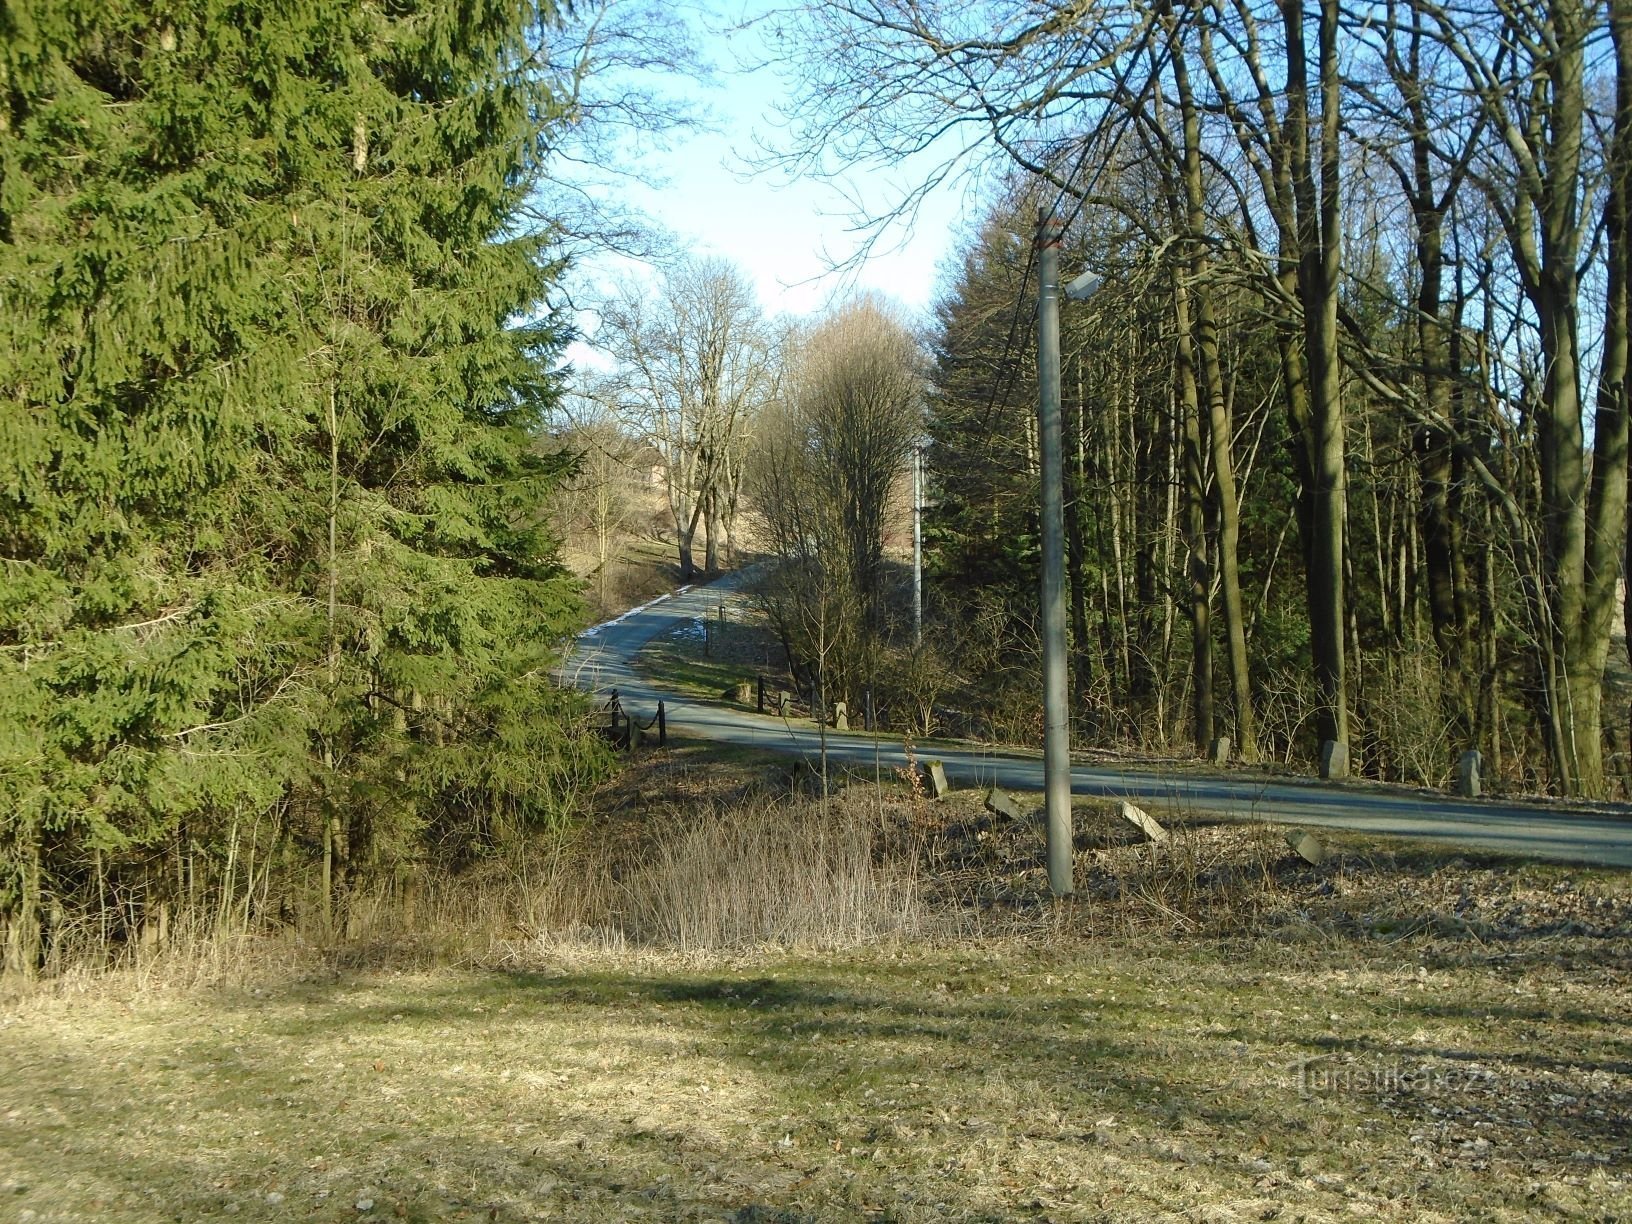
xmin=562 ymin=1 xmax=980 ymax=363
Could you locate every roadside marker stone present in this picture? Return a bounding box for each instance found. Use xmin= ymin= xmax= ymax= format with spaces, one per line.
xmin=1286 ymin=830 xmax=1327 ymax=865
xmin=1456 ymin=749 xmax=1482 ymax=799
xmin=1320 ymin=740 xmax=1350 ymax=780
xmin=983 ymin=787 xmax=1024 ymax=820
xmin=1118 ymin=801 xmax=1169 ymax=844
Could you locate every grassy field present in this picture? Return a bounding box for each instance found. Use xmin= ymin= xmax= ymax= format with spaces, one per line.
xmin=4 ymin=757 xmax=1630 ymax=1222
xmin=635 ymin=590 xmax=791 ymax=705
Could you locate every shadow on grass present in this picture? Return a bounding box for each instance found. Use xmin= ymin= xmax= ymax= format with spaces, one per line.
xmin=8 ymin=951 xmax=1631 ymax=1222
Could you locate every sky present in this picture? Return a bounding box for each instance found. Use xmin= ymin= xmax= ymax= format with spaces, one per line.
xmin=561 ymin=2 xmax=982 ymax=366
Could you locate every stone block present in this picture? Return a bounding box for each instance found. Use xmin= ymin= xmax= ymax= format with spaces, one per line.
xmin=1210 ymin=736 xmax=1231 ymax=767
xmin=1286 ymin=830 xmax=1327 ymax=865
xmin=1118 ymin=801 xmax=1169 ymax=844
xmin=833 ymin=700 xmax=849 ymax=732
xmin=1456 ymin=749 xmax=1482 ymax=799
xmin=1320 ymin=740 xmax=1350 ymax=780
xmin=924 ymin=759 xmax=950 ymax=799
xmin=983 ymin=787 xmax=1024 ymax=821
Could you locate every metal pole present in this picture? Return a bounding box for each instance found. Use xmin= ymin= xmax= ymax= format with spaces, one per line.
xmin=912 ymin=442 xmax=924 ymax=649
xmin=1036 ymin=209 xmax=1074 ymax=897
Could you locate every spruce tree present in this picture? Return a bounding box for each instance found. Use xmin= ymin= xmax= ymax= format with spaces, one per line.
xmin=1 ymin=0 xmax=598 ymax=970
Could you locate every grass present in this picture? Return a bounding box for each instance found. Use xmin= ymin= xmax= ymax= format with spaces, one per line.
xmin=4 ymin=939 xmax=1628 ymax=1221
xmin=4 ymin=757 xmax=1630 ymax=1222
xmin=635 ymin=594 xmax=791 ymax=704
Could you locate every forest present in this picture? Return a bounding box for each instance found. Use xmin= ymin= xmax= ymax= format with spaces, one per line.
xmin=742 ymin=0 xmax=1632 ymax=802
xmin=5 ymin=0 xmax=1632 ymax=980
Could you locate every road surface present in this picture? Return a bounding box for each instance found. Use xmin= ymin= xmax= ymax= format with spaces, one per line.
xmin=561 ymin=572 xmax=1632 ymax=868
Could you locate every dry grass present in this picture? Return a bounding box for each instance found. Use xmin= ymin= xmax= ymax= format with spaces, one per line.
xmin=614 ymin=801 xmax=923 ymax=952
xmin=3 ymin=756 xmax=1630 ymax=1222
xmin=4 ymin=937 xmax=1629 ymax=1222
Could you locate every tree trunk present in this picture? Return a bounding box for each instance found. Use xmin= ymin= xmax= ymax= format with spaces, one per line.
xmin=1164 ymin=14 xmax=1258 ymax=760
xmin=1535 ymin=0 xmax=1622 ymax=796
xmin=1067 ymin=355 xmax=1095 ymax=722
xmin=677 ymin=527 xmax=697 ymax=582
xmin=703 ymin=487 xmax=720 ymax=575
xmin=1285 ymin=0 xmax=1350 ymax=750
xmin=1173 ymin=272 xmax=1215 ymax=752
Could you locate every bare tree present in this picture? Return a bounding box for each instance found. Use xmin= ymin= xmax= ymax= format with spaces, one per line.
xmin=548 ymin=398 xmax=642 ymax=610
xmin=1415 ymin=0 xmax=1628 ymax=795
xmin=757 ymin=0 xmax=1349 ymax=746
xmin=596 ymin=258 xmax=773 ymax=580
xmin=752 ymin=298 xmax=924 ymax=703
xmin=528 ymin=0 xmax=709 ymax=268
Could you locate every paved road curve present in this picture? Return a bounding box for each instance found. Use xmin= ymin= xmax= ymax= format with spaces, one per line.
xmin=562 ymin=572 xmax=1632 ymax=868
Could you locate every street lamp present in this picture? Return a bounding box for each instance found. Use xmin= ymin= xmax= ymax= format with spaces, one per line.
xmin=1034 ymin=211 xmax=1099 ymax=898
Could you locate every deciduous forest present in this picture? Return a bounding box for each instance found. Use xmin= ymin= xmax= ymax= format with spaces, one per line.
xmin=754 ymin=0 xmax=1632 ymax=800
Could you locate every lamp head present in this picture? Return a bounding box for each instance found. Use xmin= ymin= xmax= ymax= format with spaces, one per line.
xmin=1064 ymin=271 xmax=1101 ymax=302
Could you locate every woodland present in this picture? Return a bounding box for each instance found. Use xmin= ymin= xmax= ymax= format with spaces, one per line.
xmin=5 ymin=0 xmax=1632 ymax=979
xmin=577 ymin=0 xmax=1632 ymax=804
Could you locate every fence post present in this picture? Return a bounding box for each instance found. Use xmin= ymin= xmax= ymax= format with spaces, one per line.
xmin=757 ymin=675 xmax=765 ymax=714
xmin=657 ymin=700 xmax=666 ymax=747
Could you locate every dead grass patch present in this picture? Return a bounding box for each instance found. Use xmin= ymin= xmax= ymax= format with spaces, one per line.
xmin=3 ymin=935 xmax=1628 ymax=1222
xmin=4 ymin=756 xmax=1630 ymax=1221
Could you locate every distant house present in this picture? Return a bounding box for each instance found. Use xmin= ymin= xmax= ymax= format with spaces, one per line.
xmin=628 ymin=444 xmax=666 ymax=487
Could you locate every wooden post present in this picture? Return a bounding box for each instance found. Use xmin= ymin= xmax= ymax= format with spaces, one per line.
xmin=657 ymin=700 xmax=667 ymax=747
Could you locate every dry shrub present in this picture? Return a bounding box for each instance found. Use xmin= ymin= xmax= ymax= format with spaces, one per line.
xmin=370 ymin=793 xmax=924 ymax=958
xmin=1084 ymin=821 xmax=1289 ymax=939
xmin=1363 ymin=645 xmax=1458 ymax=787
xmin=613 ymin=797 xmax=922 ymax=951
xmin=15 ymin=791 xmax=928 ymax=992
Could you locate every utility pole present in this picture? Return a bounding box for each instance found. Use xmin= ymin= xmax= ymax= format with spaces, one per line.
xmin=1036 ymin=209 xmax=1074 ymax=898
xmin=912 ymin=441 xmax=923 ymax=649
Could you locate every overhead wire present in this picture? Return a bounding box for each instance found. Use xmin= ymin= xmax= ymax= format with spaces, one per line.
xmin=955 ymin=18 xmax=1172 ymax=474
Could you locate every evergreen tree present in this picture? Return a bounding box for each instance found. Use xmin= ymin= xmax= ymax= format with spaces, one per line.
xmin=1 ymin=0 xmax=601 ymax=971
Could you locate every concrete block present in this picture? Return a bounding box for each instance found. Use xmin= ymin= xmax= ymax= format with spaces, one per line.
xmin=1456 ymin=749 xmax=1482 ymax=799
xmin=1320 ymin=740 xmax=1350 ymax=780
xmin=983 ymin=787 xmax=1024 ymax=820
xmin=1119 ymin=801 xmax=1169 ymax=844
xmin=1286 ymin=830 xmax=1327 ymax=865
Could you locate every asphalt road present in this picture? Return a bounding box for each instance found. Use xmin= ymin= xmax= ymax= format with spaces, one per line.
xmin=561 ymin=571 xmax=1632 ymax=868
